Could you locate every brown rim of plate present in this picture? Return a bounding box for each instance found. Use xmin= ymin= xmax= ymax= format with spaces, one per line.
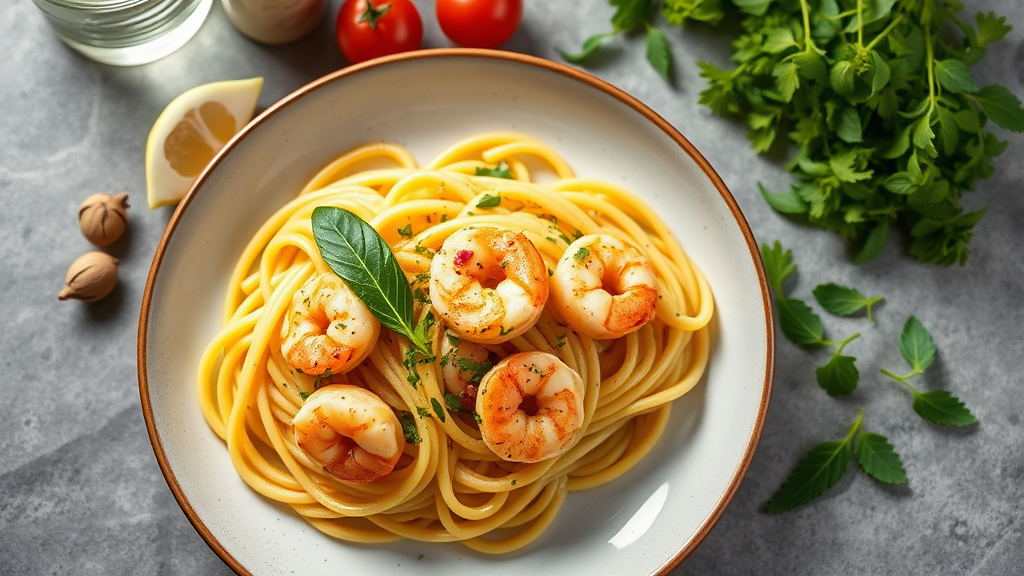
xmin=138 ymin=47 xmax=775 ymax=576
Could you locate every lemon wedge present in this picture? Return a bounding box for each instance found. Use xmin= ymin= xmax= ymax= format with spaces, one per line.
xmin=146 ymin=77 xmax=263 ymax=209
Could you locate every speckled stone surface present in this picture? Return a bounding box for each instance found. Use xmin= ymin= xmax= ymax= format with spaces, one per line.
xmin=1 ymin=0 xmax=1022 ymax=574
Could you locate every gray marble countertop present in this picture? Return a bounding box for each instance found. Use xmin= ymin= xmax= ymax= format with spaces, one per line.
xmin=3 ymin=0 xmax=1023 ymax=574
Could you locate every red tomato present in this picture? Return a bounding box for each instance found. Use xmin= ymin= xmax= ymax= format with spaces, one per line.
xmin=336 ymin=0 xmax=423 ymax=64
xmin=436 ymin=0 xmax=522 ymax=49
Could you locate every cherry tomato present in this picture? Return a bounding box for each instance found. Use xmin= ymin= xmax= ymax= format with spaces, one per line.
xmin=336 ymin=0 xmax=423 ymax=64
xmin=436 ymin=0 xmax=522 ymax=49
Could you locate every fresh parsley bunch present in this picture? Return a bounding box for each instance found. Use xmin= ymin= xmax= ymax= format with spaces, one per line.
xmin=687 ymin=0 xmax=1023 ymax=265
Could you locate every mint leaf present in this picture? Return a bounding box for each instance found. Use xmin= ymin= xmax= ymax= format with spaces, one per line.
xmin=645 ymin=26 xmax=672 ymax=80
xmin=912 ymin=390 xmax=977 ymax=426
xmin=312 ymin=207 xmax=420 ymax=350
xmin=816 ymin=354 xmax=859 ymax=396
xmin=935 ymin=60 xmax=978 ymax=94
xmin=777 ymin=297 xmax=824 ymax=346
xmin=560 ymin=32 xmax=612 ymax=63
xmin=974 ymin=85 xmax=1024 ymax=133
xmin=475 ymin=161 xmax=513 ymax=179
xmin=760 ymin=241 xmax=795 ymax=295
xmin=765 ymin=438 xmax=852 ymax=513
xmin=898 ymin=316 xmax=935 ymax=372
xmin=855 ymin=432 xmax=907 ymax=484
xmin=812 ymin=283 xmax=883 ymax=321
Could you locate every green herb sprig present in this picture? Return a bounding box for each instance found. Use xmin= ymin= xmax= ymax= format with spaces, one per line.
xmin=762 ymin=241 xmax=864 ymax=396
xmin=691 ymin=0 xmax=1024 ymax=266
xmin=311 ymin=207 xmax=436 ymax=377
xmin=767 ymin=410 xmax=907 ymax=513
xmin=881 ymin=316 xmax=976 ymax=426
xmin=561 ymin=0 xmax=673 ymax=80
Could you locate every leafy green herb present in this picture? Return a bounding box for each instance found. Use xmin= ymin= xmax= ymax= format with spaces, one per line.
xmin=431 ymin=397 xmax=446 ymax=422
xmin=399 ymin=411 xmax=421 ymax=445
xmin=397 ymin=223 xmax=412 ymax=237
xmin=762 ymin=242 xmax=861 ymax=394
xmin=298 ymin=390 xmax=310 ymax=401
xmin=766 ymin=411 xmax=861 ymax=513
xmin=855 ymin=432 xmax=907 ymax=485
xmin=444 ymin=393 xmax=463 ymax=412
xmin=475 ymin=162 xmax=513 ymax=179
xmin=815 ymin=333 xmax=861 ymax=396
xmin=561 ymin=0 xmax=673 ymax=79
xmin=413 ymin=287 xmax=431 ymax=305
xmin=312 ymin=207 xmax=433 ymax=356
xmin=574 ymin=247 xmax=590 ymax=261
xmin=445 ymin=330 xmax=460 ymax=347
xmin=812 ymin=283 xmax=884 ymax=323
xmin=455 ymin=356 xmax=494 ymax=384
xmin=416 ymin=406 xmax=432 ymax=419
xmin=880 ymin=316 xmax=977 ymax=426
xmin=476 ymin=193 xmax=502 ymax=208
xmin=676 ymin=0 xmax=1023 ymax=266
xmin=767 ymin=410 xmax=907 ymax=512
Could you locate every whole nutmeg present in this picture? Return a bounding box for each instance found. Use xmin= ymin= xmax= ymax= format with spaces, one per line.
xmin=58 ymin=252 xmax=119 ymax=303
xmin=78 ymin=192 xmax=129 ymax=247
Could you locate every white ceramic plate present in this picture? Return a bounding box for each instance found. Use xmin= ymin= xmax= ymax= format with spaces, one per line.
xmin=139 ymin=50 xmax=773 ymax=576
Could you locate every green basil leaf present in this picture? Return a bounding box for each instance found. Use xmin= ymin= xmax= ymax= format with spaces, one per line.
xmin=312 ymin=206 xmax=417 ymax=342
xmin=765 ymin=437 xmax=852 ymax=513
xmin=855 ymin=432 xmax=907 ymax=484
xmin=898 ymin=315 xmax=936 ymax=372
xmin=431 ymin=397 xmax=447 ymax=422
xmin=912 ymin=390 xmax=977 ymax=426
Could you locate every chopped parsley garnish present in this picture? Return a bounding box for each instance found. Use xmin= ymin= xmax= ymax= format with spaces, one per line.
xmin=475 ymin=161 xmax=513 ymax=179
xmin=399 ymin=411 xmax=421 ymax=445
xmin=476 ymin=193 xmax=502 ymax=208
xmin=397 ymin=224 xmax=413 ymax=237
xmin=574 ymin=247 xmax=590 ymax=261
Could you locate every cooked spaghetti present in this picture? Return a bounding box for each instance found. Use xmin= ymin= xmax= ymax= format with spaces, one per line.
xmin=197 ymin=132 xmax=713 ymax=553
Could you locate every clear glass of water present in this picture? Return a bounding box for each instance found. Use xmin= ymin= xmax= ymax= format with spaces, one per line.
xmin=31 ymin=0 xmax=213 ymax=66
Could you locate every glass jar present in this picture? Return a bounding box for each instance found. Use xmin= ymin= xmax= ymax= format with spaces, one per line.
xmin=31 ymin=0 xmax=213 ymax=66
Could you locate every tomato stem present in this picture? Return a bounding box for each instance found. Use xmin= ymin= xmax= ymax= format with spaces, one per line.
xmin=359 ymin=1 xmax=392 ymax=29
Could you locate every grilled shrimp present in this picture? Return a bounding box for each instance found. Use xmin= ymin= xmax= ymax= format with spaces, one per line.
xmin=280 ymin=274 xmax=380 ymax=376
xmin=292 ymin=385 xmax=404 ymax=483
xmin=550 ymin=234 xmax=657 ymax=340
xmin=476 ymin=351 xmax=584 ymax=463
xmin=429 ymin=227 xmax=548 ymax=344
